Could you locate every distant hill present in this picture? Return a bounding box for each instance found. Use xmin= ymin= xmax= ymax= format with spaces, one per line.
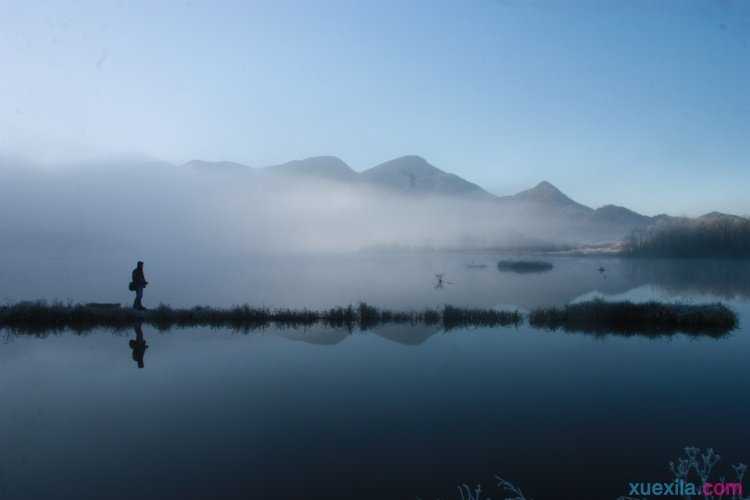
xmin=181 ymin=154 xmax=655 ymax=244
xmin=175 ymin=153 xmax=750 ymax=248
xmin=259 ymin=154 xmax=494 ymax=200
xmin=184 ymin=160 xmax=252 ymax=174
xmin=359 ymin=155 xmax=492 ymax=198
xmin=592 ymin=204 xmax=651 ymax=227
xmin=504 ymin=180 xmax=591 ymax=211
xmin=263 ymin=156 xmax=358 ymax=182
xmin=496 ymin=181 xmax=596 ymax=238
xmin=698 ymin=211 xmax=748 ymax=223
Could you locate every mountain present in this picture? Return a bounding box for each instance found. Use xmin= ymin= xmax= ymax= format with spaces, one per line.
xmin=184 ymin=160 xmax=252 ymax=174
xmin=263 ymin=156 xmax=358 ymax=182
xmin=10 ymin=149 xmax=744 ymax=250
xmin=592 ymin=204 xmax=651 ymax=227
xmin=181 ymin=154 xmax=656 ymax=243
xmin=647 ymin=212 xmax=748 ymax=228
xmin=495 ymin=180 xmax=595 ymax=239
xmin=506 ymin=181 xmax=590 ymax=211
xmin=360 ymin=155 xmax=492 ymax=198
xmin=698 ymin=211 xmax=748 ymax=223
xmin=182 ymin=153 xmax=750 ymax=245
xmin=488 ymin=179 xmax=666 ymax=243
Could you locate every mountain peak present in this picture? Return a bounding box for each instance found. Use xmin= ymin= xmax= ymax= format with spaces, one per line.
xmin=184 ymin=160 xmax=251 ymax=172
xmin=366 ymin=155 xmax=439 ymax=176
xmin=701 ymin=211 xmax=732 ymax=219
xmin=299 ymin=155 xmax=349 ymax=166
xmin=277 ymin=155 xmax=350 ymax=169
xmin=592 ymin=204 xmax=651 ymax=226
xmin=513 ymin=180 xmax=579 ymax=206
xmin=264 ymin=156 xmax=357 ymax=181
xmin=361 ymin=156 xmax=488 ymax=197
xmin=393 ymin=154 xmax=429 ymax=164
xmin=532 ymin=180 xmax=562 ymax=193
xmin=699 ymin=211 xmax=747 ymax=222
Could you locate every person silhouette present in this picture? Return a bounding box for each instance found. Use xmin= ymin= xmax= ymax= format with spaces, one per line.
xmin=130 ymin=261 xmax=149 ymax=310
xmin=129 ymin=323 xmax=148 ymax=369
xmin=435 ymin=273 xmax=445 ymax=289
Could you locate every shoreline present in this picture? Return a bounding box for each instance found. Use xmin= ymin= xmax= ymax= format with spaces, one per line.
xmin=0 ymin=300 xmax=737 ymax=337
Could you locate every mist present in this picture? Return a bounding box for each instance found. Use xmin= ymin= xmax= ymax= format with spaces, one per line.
xmin=2 ymin=159 xmax=498 ymax=252
xmin=0 ymin=155 xmax=561 ymax=305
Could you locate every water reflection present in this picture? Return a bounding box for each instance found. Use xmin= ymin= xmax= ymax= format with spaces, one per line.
xmin=470 ymin=257 xmax=750 ymax=308
xmin=0 ymin=312 xmax=734 ymax=344
xmin=1 ymin=257 xmax=748 ymax=342
xmin=621 ymin=258 xmax=750 ymax=300
xmin=3 ymin=254 xmax=750 ymax=311
xmin=1 ymin=271 xmax=748 ymax=500
xmin=129 ymin=322 xmax=148 ymax=368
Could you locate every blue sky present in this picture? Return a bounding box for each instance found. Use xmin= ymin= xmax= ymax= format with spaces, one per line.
xmin=1 ymin=0 xmax=748 ymax=215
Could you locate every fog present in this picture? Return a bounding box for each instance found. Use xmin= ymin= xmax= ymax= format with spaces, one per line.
xmin=0 ymin=156 xmax=571 ymax=304
xmin=0 ymin=157 xmax=561 ymax=258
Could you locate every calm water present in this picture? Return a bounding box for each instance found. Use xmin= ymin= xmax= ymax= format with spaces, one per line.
xmin=1 ymin=255 xmax=749 ymax=499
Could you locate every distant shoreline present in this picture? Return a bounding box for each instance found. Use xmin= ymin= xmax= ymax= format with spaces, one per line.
xmin=357 ymin=242 xmax=622 ymax=256
xmin=358 ymin=242 xmax=750 ymax=259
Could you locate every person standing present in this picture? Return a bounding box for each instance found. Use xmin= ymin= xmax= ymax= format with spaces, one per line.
xmin=130 ymin=261 xmax=149 ymax=310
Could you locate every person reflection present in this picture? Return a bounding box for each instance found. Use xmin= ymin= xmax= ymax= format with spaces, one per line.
xmin=129 ymin=322 xmax=149 ymax=369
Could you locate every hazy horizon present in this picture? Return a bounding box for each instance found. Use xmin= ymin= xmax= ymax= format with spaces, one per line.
xmin=2 ymin=0 xmax=749 ymax=216
xmin=3 ymin=151 xmax=748 ymax=219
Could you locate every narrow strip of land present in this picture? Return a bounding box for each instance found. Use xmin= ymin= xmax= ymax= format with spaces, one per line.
xmin=0 ymin=300 xmax=737 ymax=337
xmin=529 ymin=300 xmax=737 ymax=337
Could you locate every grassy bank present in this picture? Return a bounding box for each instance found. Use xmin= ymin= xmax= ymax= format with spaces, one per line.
xmin=0 ymin=300 xmax=738 ymax=337
xmin=0 ymin=301 xmax=521 ymax=333
xmin=529 ymin=299 xmax=737 ymax=337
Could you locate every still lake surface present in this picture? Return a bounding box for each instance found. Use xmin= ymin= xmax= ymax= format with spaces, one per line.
xmin=1 ymin=254 xmax=749 ymax=499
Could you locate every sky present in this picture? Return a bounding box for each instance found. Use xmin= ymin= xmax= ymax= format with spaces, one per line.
xmin=1 ymin=0 xmax=749 ymax=216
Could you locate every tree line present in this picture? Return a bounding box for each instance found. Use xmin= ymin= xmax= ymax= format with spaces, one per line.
xmin=624 ymin=216 xmax=750 ymax=258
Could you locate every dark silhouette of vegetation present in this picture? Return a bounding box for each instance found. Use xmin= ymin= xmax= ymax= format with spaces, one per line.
xmin=431 ymin=446 xmax=747 ymax=500
xmin=0 ymin=301 xmax=521 ymax=333
xmin=624 ymin=215 xmax=750 ymax=258
xmin=529 ymin=299 xmax=737 ymax=337
xmin=0 ymin=300 xmax=737 ymax=337
xmin=497 ymin=259 xmax=553 ymax=273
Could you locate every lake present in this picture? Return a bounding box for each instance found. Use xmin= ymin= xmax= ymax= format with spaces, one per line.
xmin=1 ymin=254 xmax=749 ymax=499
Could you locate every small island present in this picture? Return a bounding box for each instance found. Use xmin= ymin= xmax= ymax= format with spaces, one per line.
xmin=497 ymin=260 xmax=554 ymax=273
xmin=530 ymin=300 xmax=737 ymax=336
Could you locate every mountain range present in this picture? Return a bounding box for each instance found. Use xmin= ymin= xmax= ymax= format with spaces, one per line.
xmin=184 ymin=154 xmax=704 ymax=245
xmin=3 ymin=152 xmax=745 ymax=257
